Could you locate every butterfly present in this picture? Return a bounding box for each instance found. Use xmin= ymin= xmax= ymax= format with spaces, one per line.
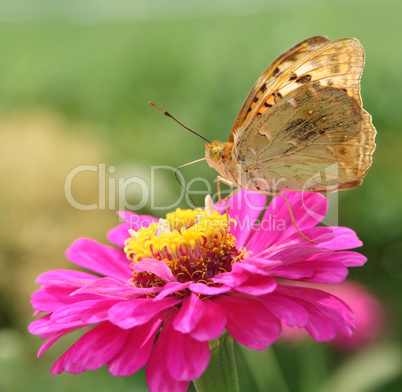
xmin=204 ymin=36 xmax=376 ymax=195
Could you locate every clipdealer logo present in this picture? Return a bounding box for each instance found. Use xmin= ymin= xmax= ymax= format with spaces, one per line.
xmin=64 ymin=163 xmax=339 ymax=227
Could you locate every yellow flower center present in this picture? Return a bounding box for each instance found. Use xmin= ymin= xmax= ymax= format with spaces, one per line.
xmin=124 ymin=201 xmax=244 ymax=288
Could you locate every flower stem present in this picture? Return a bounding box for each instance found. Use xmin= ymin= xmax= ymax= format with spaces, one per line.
xmin=240 ymin=345 xmax=290 ymax=392
xmin=193 ymin=333 xmax=239 ymax=392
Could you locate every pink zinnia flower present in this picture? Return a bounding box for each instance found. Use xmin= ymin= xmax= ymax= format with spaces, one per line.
xmin=29 ymin=191 xmax=366 ymax=392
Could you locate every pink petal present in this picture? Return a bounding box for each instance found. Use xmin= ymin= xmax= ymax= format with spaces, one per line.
xmin=263 ymin=245 xmax=324 ymax=265
xmin=235 ymin=276 xmax=277 ymax=295
xmin=66 ymin=238 xmax=131 ymax=282
xmin=190 ymin=299 xmax=227 ymax=341
xmin=252 ymin=227 xmax=334 ymax=262
xmin=29 ymin=314 xmax=83 ymax=336
xmin=189 ymin=283 xmax=231 ymax=295
xmin=173 ymin=293 xmax=203 ymax=334
xmin=108 ymin=314 xmax=165 ymax=376
xmin=214 ymin=295 xmax=281 ymax=350
xmin=276 ymin=285 xmax=356 ymax=340
xmin=155 ymin=282 xmax=192 ymax=300
xmin=107 ymin=223 xmax=130 ymax=248
xmin=320 ymin=227 xmax=362 ymax=250
xmin=131 ymin=258 xmax=177 ymax=283
xmin=283 ymin=192 xmax=328 ymax=229
xmin=279 ymin=281 xmax=383 ymax=349
xmin=211 ymin=271 xmax=249 ymax=287
xmin=50 ymin=299 xmax=119 ymax=324
xmin=81 ymin=300 xmax=121 ymax=324
xmin=146 ymin=313 xmax=189 ymax=392
xmin=296 ymin=261 xmax=348 ymax=284
xmin=36 ymin=269 xmax=97 ymax=286
xmin=167 ymin=322 xmax=210 ymax=381
xmin=212 ymin=262 xmax=269 ymax=288
xmin=108 ymin=297 xmax=180 ymax=329
xmin=271 ymin=261 xmax=348 ymax=284
xmin=269 ymin=265 xmax=314 ymax=280
xmin=59 ymin=322 xmax=130 ymax=372
xmin=51 ymin=352 xmax=86 ymax=375
xmin=216 ymin=190 xmax=267 ymax=248
xmin=259 ymin=294 xmax=309 ymax=328
xmin=73 ymin=277 xmax=159 ymax=298
xmin=31 ymin=285 xmax=82 ymax=313
xmin=282 ymin=226 xmax=335 ymax=245
xmin=245 ymin=192 xmax=328 ymax=253
xmin=246 ymin=257 xmax=283 ymax=270
xmin=328 ymin=281 xmax=384 ymax=350
xmin=38 ymin=329 xmax=76 ymax=358
xmin=232 ymin=262 xmax=270 ymax=275
xmin=309 ymin=251 xmax=367 ymax=267
xmin=32 ymin=270 xmax=101 ymax=313
xmin=303 ymin=303 xmax=338 ymax=341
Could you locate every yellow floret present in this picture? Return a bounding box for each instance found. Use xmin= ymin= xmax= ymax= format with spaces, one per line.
xmin=124 ymin=207 xmax=234 ymax=267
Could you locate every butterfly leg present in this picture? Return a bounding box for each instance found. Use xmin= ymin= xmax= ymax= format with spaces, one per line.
xmin=216 ymin=175 xmax=236 ymax=207
xmin=280 ymin=192 xmax=318 ymax=244
xmin=257 ymin=190 xmax=318 ymax=245
xmin=223 ymin=188 xmax=241 ymax=218
xmin=215 ymin=176 xmax=239 ymax=219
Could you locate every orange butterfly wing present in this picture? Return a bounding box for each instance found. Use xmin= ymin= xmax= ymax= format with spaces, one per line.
xmin=231 ymin=38 xmax=366 ymax=140
xmin=230 ymin=36 xmax=331 ymax=140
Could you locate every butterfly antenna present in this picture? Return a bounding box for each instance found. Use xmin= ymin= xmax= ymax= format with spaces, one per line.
xmin=175 ymin=158 xmax=206 ymax=208
xmin=149 ymin=102 xmax=211 ymax=144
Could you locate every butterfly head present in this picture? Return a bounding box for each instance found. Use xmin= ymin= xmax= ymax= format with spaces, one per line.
xmin=205 ymin=141 xmax=234 ymax=172
xmin=210 ymin=146 xmax=223 ymax=162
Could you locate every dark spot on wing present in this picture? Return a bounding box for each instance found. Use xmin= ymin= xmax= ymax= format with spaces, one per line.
xmin=284 ymin=118 xmax=320 ymax=146
xmin=260 ymin=84 xmax=267 ymax=93
xmin=283 ymin=146 xmax=295 ymax=154
xmin=302 ymin=88 xmax=314 ymax=101
xmin=264 ymin=102 xmax=272 ymax=108
xmin=289 ymin=73 xmax=297 ymax=81
xmin=339 ymin=147 xmax=347 ymax=155
xmin=299 ymin=129 xmax=317 ymax=142
xmin=310 ymin=82 xmax=321 ymax=92
xmin=273 ymin=67 xmax=280 ymax=77
xmin=253 ymin=96 xmax=259 ymax=103
xmin=273 ymin=91 xmax=282 ymax=102
xmin=331 ymin=64 xmax=340 ymax=73
xmin=291 ymin=118 xmax=305 ymax=127
xmin=342 ymin=88 xmax=347 ymax=93
xmin=237 ymin=152 xmax=246 ymax=164
xmin=283 ymin=118 xmax=304 ymax=134
xmin=296 ymin=74 xmax=312 ymax=84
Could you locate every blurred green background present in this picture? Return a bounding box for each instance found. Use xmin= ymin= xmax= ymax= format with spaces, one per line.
xmin=0 ymin=0 xmax=401 ymax=391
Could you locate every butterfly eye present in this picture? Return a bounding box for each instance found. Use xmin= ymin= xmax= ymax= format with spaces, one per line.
xmin=210 ymin=147 xmax=222 ymax=162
